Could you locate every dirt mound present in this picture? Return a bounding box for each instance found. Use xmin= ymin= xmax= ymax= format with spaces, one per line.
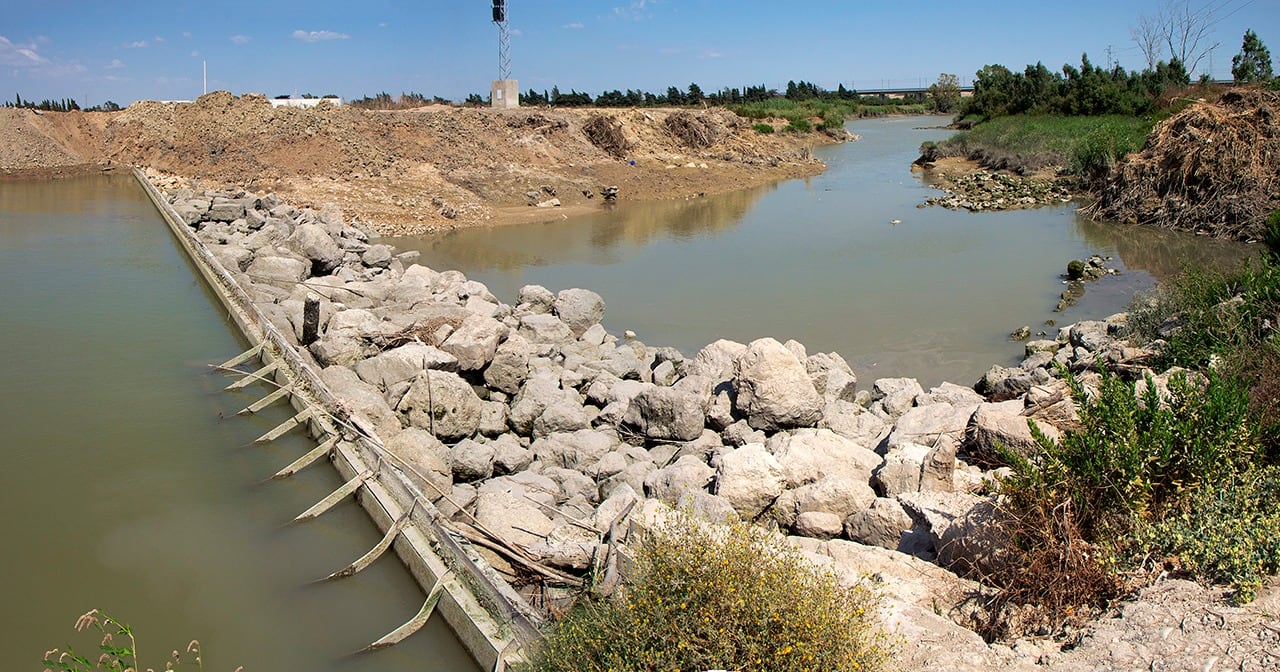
xmin=3 ymin=93 xmax=830 ymax=233
xmin=1086 ymin=88 xmax=1280 ymax=240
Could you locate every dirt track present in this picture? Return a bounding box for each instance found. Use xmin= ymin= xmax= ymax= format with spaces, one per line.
xmin=0 ymin=92 xmax=834 ymax=234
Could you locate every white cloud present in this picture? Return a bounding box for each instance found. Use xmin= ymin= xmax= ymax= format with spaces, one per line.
xmin=292 ymin=29 xmax=350 ymax=43
xmin=154 ymin=36 xmax=166 ymax=43
xmin=229 ymin=34 xmax=251 ymax=45
xmin=0 ymin=35 xmax=85 ymax=77
xmin=128 ymin=40 xmax=148 ymax=48
xmin=378 ymin=21 xmax=387 ymax=28
xmin=182 ymin=31 xmax=191 ymax=38
xmin=701 ymin=48 xmax=722 ymax=59
xmin=510 ymin=28 xmax=523 ymax=37
xmin=563 ymin=22 xmax=584 ymax=29
xmin=0 ymin=35 xmax=48 ymax=67
xmin=107 ymin=58 xmax=125 ymax=69
xmin=191 ymin=50 xmax=201 ymax=57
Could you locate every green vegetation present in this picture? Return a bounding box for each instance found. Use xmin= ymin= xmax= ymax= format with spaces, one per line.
xmin=43 ymin=609 xmax=218 ymax=671
xmin=1232 ymin=29 xmax=1274 ymax=84
xmin=752 ymin=122 xmax=775 ymax=134
xmin=524 ymin=514 xmax=893 ymax=672
xmin=963 ymin=54 xmax=1189 ymax=121
xmin=929 ymin=114 xmax=1153 ymax=178
xmin=987 ymin=244 xmax=1280 ymax=635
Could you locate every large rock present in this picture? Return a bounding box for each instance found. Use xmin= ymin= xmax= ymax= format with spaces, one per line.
xmin=898 ymin=490 xmax=1004 ymax=575
xmin=884 ymin=401 xmax=977 ymax=451
xmin=286 ymin=223 xmax=345 ymax=274
xmin=844 ymin=497 xmax=914 ymax=549
xmin=806 ymin=351 xmax=858 ymax=402
xmin=450 ymin=438 xmax=496 ymax=482
xmin=767 ymin=428 xmax=881 ymax=488
xmin=484 ymin=334 xmax=533 ymax=395
xmin=518 ymin=313 xmax=574 ymax=344
xmin=820 ymin=400 xmax=892 ymax=446
xmin=353 ymin=343 xmax=459 ymax=389
xmin=508 ymin=371 xmax=580 ymax=437
xmin=383 ymin=427 xmax=452 ymax=501
xmin=474 ymin=490 xmax=555 ymax=548
xmin=687 ymin=339 xmax=747 ymax=381
xmin=644 ymin=454 xmax=714 ymax=504
xmin=622 ymin=383 xmax=708 ymax=442
xmin=318 ymin=365 xmax=402 ymax=439
xmin=790 ymin=474 xmax=877 ymax=520
xmin=246 ymin=255 xmax=308 ymax=284
xmin=440 ymin=313 xmax=509 ymax=370
xmin=733 ymin=338 xmax=824 ymax=430
xmin=967 ymin=400 xmax=1061 ymax=463
xmin=553 ymin=288 xmax=606 ymax=337
xmin=395 ymin=370 xmax=483 ymax=442
xmin=712 ymin=443 xmax=785 ymax=518
xmin=532 ymin=429 xmax=619 ymax=470
xmin=872 ymin=377 xmax=924 ymax=418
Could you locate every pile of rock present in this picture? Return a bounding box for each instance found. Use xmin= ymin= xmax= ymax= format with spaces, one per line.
xmin=924 ymin=170 xmax=1073 ymax=212
xmin=166 ymin=182 xmax=1188 ymax=664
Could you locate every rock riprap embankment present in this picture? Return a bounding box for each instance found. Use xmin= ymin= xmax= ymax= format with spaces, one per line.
xmin=159 ymin=172 xmax=1231 ymax=670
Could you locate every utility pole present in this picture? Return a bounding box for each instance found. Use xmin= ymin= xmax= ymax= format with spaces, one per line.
xmin=1106 ymin=44 xmax=1114 ymax=70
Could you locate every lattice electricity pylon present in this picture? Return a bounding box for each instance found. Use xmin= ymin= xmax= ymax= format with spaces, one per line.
xmin=493 ymin=0 xmax=512 ymax=80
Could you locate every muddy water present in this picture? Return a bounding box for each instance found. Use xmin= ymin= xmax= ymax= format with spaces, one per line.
xmin=0 ymin=175 xmax=476 ymax=671
xmin=391 ymin=115 xmax=1252 ymax=387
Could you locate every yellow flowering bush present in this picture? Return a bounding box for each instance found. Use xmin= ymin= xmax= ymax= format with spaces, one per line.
xmin=523 ymin=513 xmax=893 ymax=672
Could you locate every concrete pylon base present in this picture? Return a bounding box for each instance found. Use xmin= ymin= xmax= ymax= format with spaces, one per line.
xmin=490 ymin=80 xmax=519 ymax=109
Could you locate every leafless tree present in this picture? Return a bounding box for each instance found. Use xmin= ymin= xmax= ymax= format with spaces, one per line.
xmin=1132 ymin=14 xmax=1163 ymax=69
xmin=1132 ymin=0 xmax=1220 ymax=75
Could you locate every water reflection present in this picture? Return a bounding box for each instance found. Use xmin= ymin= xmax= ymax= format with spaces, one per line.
xmin=1073 ymin=215 xmax=1257 ymax=281
xmin=390 ymin=183 xmax=772 ymax=272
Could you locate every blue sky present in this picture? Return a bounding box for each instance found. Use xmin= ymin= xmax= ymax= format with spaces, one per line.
xmin=2 ymin=0 xmax=1275 ymax=106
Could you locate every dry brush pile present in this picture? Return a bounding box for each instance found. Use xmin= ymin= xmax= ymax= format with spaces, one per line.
xmin=1086 ymin=88 xmax=1280 ymax=240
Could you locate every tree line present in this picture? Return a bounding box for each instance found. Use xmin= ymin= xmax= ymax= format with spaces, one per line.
xmin=5 ymin=94 xmax=120 ymax=112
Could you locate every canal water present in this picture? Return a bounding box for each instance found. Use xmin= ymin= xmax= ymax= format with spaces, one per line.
xmin=0 ymin=175 xmax=476 ymax=671
xmin=391 ymin=115 xmax=1250 ymax=387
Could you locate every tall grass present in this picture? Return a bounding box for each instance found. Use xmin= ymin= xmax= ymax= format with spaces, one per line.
xmin=931 ymin=115 xmax=1154 ymax=177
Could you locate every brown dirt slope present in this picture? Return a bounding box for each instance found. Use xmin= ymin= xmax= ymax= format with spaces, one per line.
xmin=2 ymin=91 xmax=833 ymax=233
xmin=1086 ymin=88 xmax=1280 ymax=240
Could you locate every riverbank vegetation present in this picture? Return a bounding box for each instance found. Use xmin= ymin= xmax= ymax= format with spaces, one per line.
xmin=524 ymin=514 xmax=893 ymax=672
xmin=982 ymin=229 xmax=1280 ymax=638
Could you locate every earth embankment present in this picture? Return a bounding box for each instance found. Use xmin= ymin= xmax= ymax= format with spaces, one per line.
xmin=1 ymin=91 xmax=835 ymax=234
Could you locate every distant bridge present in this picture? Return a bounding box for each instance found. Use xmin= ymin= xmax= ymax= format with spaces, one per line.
xmin=853 ymin=85 xmax=975 ymax=99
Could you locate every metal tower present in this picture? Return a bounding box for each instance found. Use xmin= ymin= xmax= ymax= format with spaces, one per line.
xmin=489 ymin=0 xmax=518 ymax=108
xmin=493 ymin=0 xmax=511 ymax=81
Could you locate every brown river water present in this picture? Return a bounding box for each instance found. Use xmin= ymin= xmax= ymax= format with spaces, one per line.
xmin=390 ymin=115 xmax=1251 ymax=388
xmin=0 ymin=174 xmax=477 ymax=671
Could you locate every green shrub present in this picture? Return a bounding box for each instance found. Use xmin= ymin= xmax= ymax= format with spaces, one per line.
xmin=1265 ymin=209 xmax=1280 ymax=257
xmin=1141 ymin=465 xmax=1280 ymax=601
xmin=785 ymin=116 xmax=812 ymax=133
xmin=985 ymin=365 xmax=1261 ymax=635
xmin=524 ymin=514 xmax=893 ymax=672
xmin=752 ymin=122 xmax=775 ymax=134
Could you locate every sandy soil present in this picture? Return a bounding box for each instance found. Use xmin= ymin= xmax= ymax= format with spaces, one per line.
xmin=0 ymin=92 xmax=837 ymax=234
